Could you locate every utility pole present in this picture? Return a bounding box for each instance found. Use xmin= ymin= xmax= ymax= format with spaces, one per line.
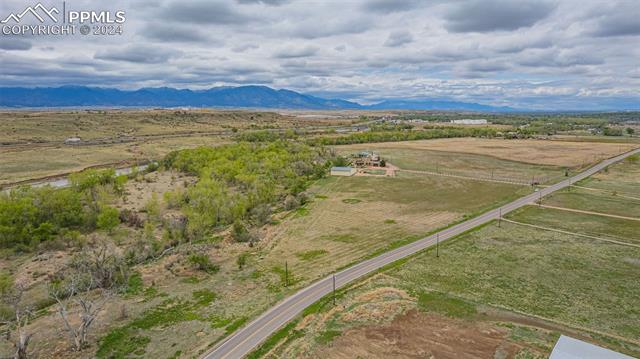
xmin=285 ymin=261 xmax=288 ymax=287
xmin=539 ymin=190 xmax=542 ymax=207
xmin=498 ymin=208 xmax=502 ymax=228
xmin=436 ymin=233 xmax=439 ymax=258
xmin=332 ymin=274 xmax=336 ymax=306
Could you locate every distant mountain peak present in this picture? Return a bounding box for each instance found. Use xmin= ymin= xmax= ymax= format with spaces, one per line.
xmin=0 ymin=85 xmax=516 ymax=111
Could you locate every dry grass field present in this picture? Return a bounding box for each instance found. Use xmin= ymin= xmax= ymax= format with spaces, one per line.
xmin=0 ymin=135 xmax=231 ymax=185
xmin=254 ymin=150 xmax=640 ymax=359
xmin=261 ymin=173 xmax=528 ymax=283
xmin=0 ymin=109 xmax=355 ymax=185
xmin=263 ymin=215 xmax=640 ymax=359
xmin=339 ymin=138 xmax=637 ymax=168
xmin=0 ymin=110 xmax=351 ymax=144
xmin=337 ymin=144 xmax=566 ymax=184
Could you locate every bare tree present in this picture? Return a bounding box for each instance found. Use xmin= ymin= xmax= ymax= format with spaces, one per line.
xmin=49 ymin=240 xmax=128 ymax=352
xmin=49 ymin=276 xmax=111 ymax=352
xmin=1 ymin=282 xmax=32 ymax=359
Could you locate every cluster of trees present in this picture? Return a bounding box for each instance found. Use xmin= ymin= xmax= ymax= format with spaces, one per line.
xmin=234 ymin=129 xmax=301 ymax=142
xmin=164 ymin=141 xmax=335 ymax=241
xmin=308 ymin=127 xmax=500 ymax=146
xmin=0 ymin=169 xmax=126 ymax=251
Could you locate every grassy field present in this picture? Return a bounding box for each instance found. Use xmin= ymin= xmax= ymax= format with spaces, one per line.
xmin=260 ymin=214 xmax=640 ymax=358
xmin=542 ymin=190 xmax=640 ymax=218
xmin=261 ymin=172 xmax=529 ymax=282
xmin=0 ymin=135 xmax=231 ymax=185
xmin=337 ymin=145 xmax=565 ymax=184
xmin=0 ymin=109 xmax=354 ymax=185
xmin=577 ymin=154 xmax=640 ymax=195
xmin=255 ymin=155 xmax=640 ymax=358
xmin=338 ymin=138 xmax=637 ymax=168
xmin=509 ymin=206 xmax=640 ymax=244
xmin=0 ymin=110 xmax=351 ymax=144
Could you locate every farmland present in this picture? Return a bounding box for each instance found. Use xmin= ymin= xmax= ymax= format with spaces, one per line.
xmin=253 ymin=147 xmax=640 ymax=359
xmin=261 ymin=211 xmax=640 ymax=358
xmin=0 ymin=109 xmax=637 ymax=359
xmin=339 ymin=138 xmax=637 ymax=167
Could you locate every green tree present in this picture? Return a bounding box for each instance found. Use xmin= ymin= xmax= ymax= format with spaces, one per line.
xmin=97 ymin=206 xmax=120 ymax=234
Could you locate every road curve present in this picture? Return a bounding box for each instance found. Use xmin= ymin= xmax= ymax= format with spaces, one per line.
xmin=203 ymin=147 xmax=640 ymax=359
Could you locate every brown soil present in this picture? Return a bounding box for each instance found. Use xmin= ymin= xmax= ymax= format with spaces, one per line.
xmin=314 ymin=309 xmax=534 ymax=359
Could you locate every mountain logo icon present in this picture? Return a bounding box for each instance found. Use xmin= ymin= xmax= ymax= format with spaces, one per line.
xmin=1 ymin=3 xmax=59 ymax=23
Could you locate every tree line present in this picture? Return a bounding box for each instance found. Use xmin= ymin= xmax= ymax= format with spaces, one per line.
xmin=164 ymin=140 xmax=336 ymax=242
xmin=0 ymin=169 xmax=127 ymax=252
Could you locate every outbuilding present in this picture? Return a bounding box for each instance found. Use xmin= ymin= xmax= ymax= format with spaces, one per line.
xmin=330 ymin=166 xmax=356 ymax=176
xmin=549 ymin=335 xmax=633 ymax=359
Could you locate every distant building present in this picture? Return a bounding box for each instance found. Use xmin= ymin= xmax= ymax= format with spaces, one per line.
xmin=64 ymin=137 xmax=82 ymax=145
xmin=549 ymin=335 xmax=633 ymax=359
xmin=351 ymin=151 xmax=383 ymax=167
xmin=451 ymin=119 xmax=488 ymax=125
xmin=330 ymin=167 xmax=356 ymax=176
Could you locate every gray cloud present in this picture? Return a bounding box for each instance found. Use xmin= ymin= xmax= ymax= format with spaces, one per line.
xmin=160 ymin=0 xmax=252 ymax=25
xmin=0 ymin=38 xmax=32 ymax=51
xmin=289 ymin=17 xmax=373 ymax=39
xmin=236 ymin=0 xmax=288 ymax=5
xmin=384 ymin=30 xmax=413 ymax=47
xmin=232 ymin=43 xmax=260 ymax=52
xmin=94 ymin=45 xmax=178 ymax=64
xmin=1 ymin=0 xmax=638 ymax=110
xmin=273 ymin=46 xmax=318 ymax=58
xmin=445 ymin=0 xmax=556 ymax=33
xmin=362 ymin=0 xmax=421 ymax=13
xmin=142 ymin=25 xmax=213 ymax=43
xmin=589 ymin=5 xmax=640 ymax=37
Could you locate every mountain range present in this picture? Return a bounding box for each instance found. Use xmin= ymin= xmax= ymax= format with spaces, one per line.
xmin=0 ymin=85 xmax=517 ymax=111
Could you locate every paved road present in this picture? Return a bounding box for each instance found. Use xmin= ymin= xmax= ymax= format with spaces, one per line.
xmin=203 ymin=148 xmax=640 ymax=359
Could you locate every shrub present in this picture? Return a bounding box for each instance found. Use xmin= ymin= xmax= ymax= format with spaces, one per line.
xmin=187 ymin=254 xmax=219 ymax=274
xmin=237 ymin=253 xmax=248 ymax=269
xmin=283 ymin=195 xmax=300 ymax=210
xmin=231 ymin=221 xmax=254 ymax=243
xmin=97 ymin=206 xmax=120 ymax=233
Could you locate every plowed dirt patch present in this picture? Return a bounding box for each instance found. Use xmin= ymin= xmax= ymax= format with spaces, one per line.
xmin=315 ymin=309 xmax=529 ymax=359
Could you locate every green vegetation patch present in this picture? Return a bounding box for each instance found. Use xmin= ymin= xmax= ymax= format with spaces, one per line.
xmin=97 ymin=291 xmax=218 ymax=358
xmin=225 ymin=316 xmax=249 ymax=335
xmin=417 ymin=291 xmax=477 ymax=318
xmin=247 ymin=320 xmax=303 ymax=359
xmin=315 ymin=329 xmax=342 ymax=344
xmin=319 ymin=234 xmax=358 ymax=243
xmin=295 ymin=249 xmax=329 ymax=261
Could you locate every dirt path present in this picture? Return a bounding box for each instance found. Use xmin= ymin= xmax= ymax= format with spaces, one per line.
xmin=533 ymin=204 xmax=640 ymax=222
xmin=502 ymin=218 xmax=640 ymax=248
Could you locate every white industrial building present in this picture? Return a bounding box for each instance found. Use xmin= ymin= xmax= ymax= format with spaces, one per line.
xmin=451 ymin=119 xmax=488 ymax=125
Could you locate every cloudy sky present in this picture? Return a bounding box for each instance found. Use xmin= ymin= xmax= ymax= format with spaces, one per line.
xmin=1 ymin=0 xmax=639 ymax=110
